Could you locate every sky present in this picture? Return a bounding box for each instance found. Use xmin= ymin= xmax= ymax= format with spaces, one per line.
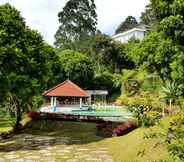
xmin=0 ymin=0 xmax=149 ymax=45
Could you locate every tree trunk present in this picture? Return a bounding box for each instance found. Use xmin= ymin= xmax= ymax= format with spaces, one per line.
xmin=14 ymin=100 xmax=22 ymax=130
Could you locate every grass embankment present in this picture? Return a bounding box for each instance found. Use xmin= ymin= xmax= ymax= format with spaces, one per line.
xmin=105 ymin=127 xmax=172 ymax=162
xmin=0 ymin=119 xmax=13 ymax=133
xmin=0 ymin=116 xmax=176 ymax=162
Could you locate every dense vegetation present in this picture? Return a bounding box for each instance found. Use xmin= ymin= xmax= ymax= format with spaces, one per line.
xmin=0 ymin=0 xmax=184 ymax=161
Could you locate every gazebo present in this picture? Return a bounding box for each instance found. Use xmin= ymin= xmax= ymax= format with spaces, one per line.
xmin=42 ymin=80 xmax=89 ymax=112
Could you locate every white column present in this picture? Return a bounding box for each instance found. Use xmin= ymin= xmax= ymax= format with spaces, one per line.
xmin=80 ymin=98 xmax=82 ymax=108
xmin=54 ymin=97 xmax=57 ymax=107
xmin=51 ymin=97 xmax=53 ymax=108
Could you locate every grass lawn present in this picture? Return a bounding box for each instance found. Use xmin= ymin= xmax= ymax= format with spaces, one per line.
xmin=105 ymin=128 xmax=172 ymax=162
xmin=0 ymin=119 xmax=176 ymax=162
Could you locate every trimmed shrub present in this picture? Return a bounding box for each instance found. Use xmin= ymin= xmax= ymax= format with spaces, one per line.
xmin=27 ymin=111 xmax=40 ymax=119
xmin=113 ymin=121 xmax=137 ymax=136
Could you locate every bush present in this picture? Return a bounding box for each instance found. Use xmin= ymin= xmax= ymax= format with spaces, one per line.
xmin=128 ymin=104 xmax=162 ymax=127
xmin=164 ymin=112 xmax=184 ymax=161
xmin=176 ymin=98 xmax=184 ymax=109
xmin=113 ymin=121 xmax=137 ymax=136
xmin=143 ymin=111 xmax=161 ymax=126
xmin=150 ymin=112 xmax=184 ymax=161
xmin=117 ymin=91 xmax=165 ymax=112
xmin=123 ymin=79 xmax=140 ymax=96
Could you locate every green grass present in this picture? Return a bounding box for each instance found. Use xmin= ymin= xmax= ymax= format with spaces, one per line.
xmin=104 ymin=128 xmax=173 ymax=162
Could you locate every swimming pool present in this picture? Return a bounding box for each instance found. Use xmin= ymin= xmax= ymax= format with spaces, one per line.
xmin=62 ymin=107 xmax=133 ymax=122
xmin=40 ymin=105 xmax=133 ymax=122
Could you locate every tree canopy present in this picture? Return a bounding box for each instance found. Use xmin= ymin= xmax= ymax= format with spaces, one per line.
xmin=54 ymin=0 xmax=97 ymax=49
xmin=0 ymin=3 xmax=58 ymax=128
xmin=127 ymin=32 xmax=176 ymax=81
xmin=58 ymin=49 xmax=94 ymax=89
xmin=115 ymin=16 xmax=138 ymax=34
xmin=151 ymin=0 xmax=184 ymax=45
xmin=140 ymin=4 xmax=156 ymax=26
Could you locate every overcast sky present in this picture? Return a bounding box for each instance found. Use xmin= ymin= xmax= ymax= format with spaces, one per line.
xmin=0 ymin=0 xmax=149 ymax=45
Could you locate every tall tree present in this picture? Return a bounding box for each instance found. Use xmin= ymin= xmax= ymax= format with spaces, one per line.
xmin=54 ymin=0 xmax=97 ymax=49
xmin=140 ymin=4 xmax=156 ymax=26
xmin=0 ymin=4 xmax=58 ymax=128
xmin=115 ymin=16 xmax=138 ymax=34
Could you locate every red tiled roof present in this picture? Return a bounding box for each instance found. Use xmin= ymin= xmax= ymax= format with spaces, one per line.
xmin=42 ymin=80 xmax=89 ymax=97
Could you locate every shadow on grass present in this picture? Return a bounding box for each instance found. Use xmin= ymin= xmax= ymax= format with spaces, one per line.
xmin=0 ymin=120 xmax=107 ymax=152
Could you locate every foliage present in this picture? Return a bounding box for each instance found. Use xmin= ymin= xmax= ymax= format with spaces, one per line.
xmin=123 ymin=79 xmax=140 ymax=96
xmin=0 ymin=4 xmax=58 ymax=128
xmin=92 ymin=71 xmax=119 ymax=94
xmin=170 ymin=51 xmax=184 ymax=95
xmin=140 ymin=4 xmax=156 ymax=26
xmin=118 ymin=91 xmax=164 ymax=112
xmin=115 ymin=16 xmax=138 ymax=34
xmin=121 ymin=69 xmax=148 ymax=96
xmin=148 ymin=0 xmax=184 ymax=93
xmin=90 ymin=34 xmax=135 ymax=72
xmin=128 ymin=32 xmax=176 ymax=81
xmin=161 ymin=81 xmax=181 ymax=104
xmin=31 ymin=95 xmax=44 ymax=111
xmin=128 ymin=104 xmax=161 ymax=127
xmin=141 ymin=74 xmax=162 ymax=92
xmin=143 ymin=111 xmax=161 ymax=127
xmin=146 ymin=112 xmax=184 ymax=161
xmin=176 ymin=98 xmax=184 ymax=109
xmin=165 ymin=113 xmax=184 ymax=161
xmin=151 ymin=0 xmax=184 ymax=44
xmin=54 ymin=0 xmax=97 ymax=49
xmin=58 ymin=49 xmax=94 ymax=89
